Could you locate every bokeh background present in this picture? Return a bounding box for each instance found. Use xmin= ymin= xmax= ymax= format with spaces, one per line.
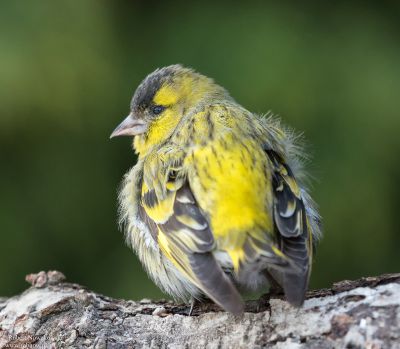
xmin=1 ymin=1 xmax=399 ymax=300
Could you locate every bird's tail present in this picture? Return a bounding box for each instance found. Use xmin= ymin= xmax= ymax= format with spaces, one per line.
xmin=265 ymin=263 xmax=310 ymax=307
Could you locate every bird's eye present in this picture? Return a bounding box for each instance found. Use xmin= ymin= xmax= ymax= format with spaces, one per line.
xmin=152 ymin=105 xmax=165 ymax=115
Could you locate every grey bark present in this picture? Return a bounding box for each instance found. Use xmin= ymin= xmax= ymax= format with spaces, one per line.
xmin=0 ymin=271 xmax=399 ymax=349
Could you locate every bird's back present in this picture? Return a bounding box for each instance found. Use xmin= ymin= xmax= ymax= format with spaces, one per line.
xmin=175 ymin=104 xmax=276 ymax=273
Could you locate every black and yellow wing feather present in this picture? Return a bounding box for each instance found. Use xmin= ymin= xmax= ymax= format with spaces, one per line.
xmin=139 ymin=166 xmax=244 ymax=315
xmin=266 ymin=148 xmax=312 ymax=306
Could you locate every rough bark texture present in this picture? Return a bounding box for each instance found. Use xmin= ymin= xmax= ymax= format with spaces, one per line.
xmin=0 ymin=271 xmax=399 ymax=349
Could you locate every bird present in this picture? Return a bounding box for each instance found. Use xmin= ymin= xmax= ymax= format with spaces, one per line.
xmin=110 ymin=64 xmax=321 ymax=315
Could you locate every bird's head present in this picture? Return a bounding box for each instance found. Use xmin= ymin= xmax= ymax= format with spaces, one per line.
xmin=110 ymin=64 xmax=229 ymax=154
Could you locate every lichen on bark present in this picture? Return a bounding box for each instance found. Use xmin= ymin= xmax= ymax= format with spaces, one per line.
xmin=0 ymin=271 xmax=399 ymax=348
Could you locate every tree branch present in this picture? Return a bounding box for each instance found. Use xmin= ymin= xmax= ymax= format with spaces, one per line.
xmin=0 ymin=271 xmax=399 ymax=348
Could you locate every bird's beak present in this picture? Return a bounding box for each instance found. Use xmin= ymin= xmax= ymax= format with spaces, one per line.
xmin=110 ymin=114 xmax=148 ymax=139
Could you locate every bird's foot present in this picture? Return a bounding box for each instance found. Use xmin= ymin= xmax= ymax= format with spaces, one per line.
xmin=188 ymin=298 xmax=199 ymax=316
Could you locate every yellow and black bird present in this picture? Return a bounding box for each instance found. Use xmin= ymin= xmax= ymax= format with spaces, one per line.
xmin=111 ymin=65 xmax=321 ymax=315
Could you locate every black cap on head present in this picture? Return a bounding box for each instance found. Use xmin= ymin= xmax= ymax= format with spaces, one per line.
xmin=131 ymin=64 xmax=184 ymax=111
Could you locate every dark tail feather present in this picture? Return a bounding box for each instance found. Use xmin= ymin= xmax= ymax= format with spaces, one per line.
xmin=282 ymin=269 xmax=309 ymax=307
xmin=276 ymin=222 xmax=311 ymax=307
xmin=189 ymin=253 xmax=244 ymax=315
xmin=265 ymin=266 xmax=309 ymax=307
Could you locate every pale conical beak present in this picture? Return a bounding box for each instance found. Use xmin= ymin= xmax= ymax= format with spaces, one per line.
xmin=110 ymin=114 xmax=148 ymax=139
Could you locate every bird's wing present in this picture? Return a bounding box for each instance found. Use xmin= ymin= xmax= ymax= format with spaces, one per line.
xmin=265 ymin=148 xmax=313 ymax=306
xmin=139 ymin=149 xmax=244 ymax=314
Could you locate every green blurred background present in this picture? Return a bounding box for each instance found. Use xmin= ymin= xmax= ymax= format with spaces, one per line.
xmin=1 ymin=1 xmax=399 ymax=300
